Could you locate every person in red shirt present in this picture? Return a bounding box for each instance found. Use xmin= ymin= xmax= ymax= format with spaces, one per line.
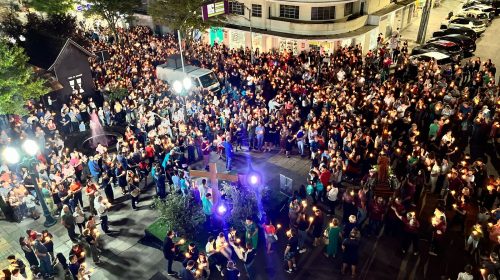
xmin=68 ymin=178 xmax=83 ymax=209
xmin=85 ymin=181 xmax=98 ymax=215
xmin=394 ymin=211 xmax=420 ymax=255
xmin=144 ymin=143 xmax=155 ymax=166
xmin=386 ymin=197 xmax=405 ymax=236
xmin=430 ymin=209 xmax=447 ymax=256
xmin=367 ymin=197 xmax=386 ymax=236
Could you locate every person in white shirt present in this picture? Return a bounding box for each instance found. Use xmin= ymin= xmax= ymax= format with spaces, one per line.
xmin=23 ymin=192 xmax=39 ymax=220
xmin=327 ymin=184 xmax=339 ymax=216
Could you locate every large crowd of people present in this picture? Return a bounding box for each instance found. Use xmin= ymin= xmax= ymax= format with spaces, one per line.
xmin=0 ymin=23 xmax=499 ymax=280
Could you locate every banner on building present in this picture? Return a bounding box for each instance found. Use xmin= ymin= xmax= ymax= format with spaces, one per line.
xmin=279 ymin=39 xmax=298 ymax=55
xmin=209 ymin=27 xmax=224 ymax=46
xmin=252 ymin=34 xmax=262 ymax=52
xmin=229 ymin=30 xmax=245 ymax=50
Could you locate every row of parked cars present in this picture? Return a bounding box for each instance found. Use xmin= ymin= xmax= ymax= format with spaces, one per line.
xmin=410 ymin=0 xmax=499 ymax=65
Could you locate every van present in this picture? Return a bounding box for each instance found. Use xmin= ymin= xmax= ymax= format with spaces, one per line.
xmin=156 ymin=64 xmax=220 ymax=93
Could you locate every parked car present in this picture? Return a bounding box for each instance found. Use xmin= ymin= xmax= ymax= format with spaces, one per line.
xmin=463 ymin=0 xmax=500 ymax=15
xmin=463 ymin=4 xmax=496 ymax=19
xmin=432 ymin=26 xmax=478 ymax=40
xmin=409 ymin=51 xmax=453 ymax=65
xmin=441 ymin=17 xmax=487 ymax=34
xmin=411 ymin=40 xmax=463 ymax=61
xmin=454 ymin=10 xmax=491 ymax=24
xmin=428 ymin=34 xmax=476 ymax=54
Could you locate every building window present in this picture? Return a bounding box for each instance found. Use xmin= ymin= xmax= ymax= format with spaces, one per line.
xmin=311 ymin=6 xmax=335 ymax=20
xmin=345 ymin=2 xmax=354 ymax=16
xmin=252 ymin=4 xmax=262 ymax=17
xmin=229 ymin=1 xmax=244 ymax=15
xmin=280 ymin=5 xmax=299 ymax=19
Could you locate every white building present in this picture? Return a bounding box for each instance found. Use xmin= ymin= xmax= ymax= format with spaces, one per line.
xmin=207 ymin=0 xmax=417 ymax=54
xmin=133 ymin=0 xmax=418 ymax=54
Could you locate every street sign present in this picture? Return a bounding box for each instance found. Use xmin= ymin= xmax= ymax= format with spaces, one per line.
xmin=201 ymin=0 xmax=228 ymax=21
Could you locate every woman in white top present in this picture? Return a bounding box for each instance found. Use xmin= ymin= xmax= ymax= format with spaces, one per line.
xmin=73 ymin=206 xmax=86 ymax=235
xmin=215 ymin=232 xmax=232 ymax=260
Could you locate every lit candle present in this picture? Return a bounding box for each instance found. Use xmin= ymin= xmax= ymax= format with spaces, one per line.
xmin=451 ymin=190 xmax=456 ymax=196
xmin=488 ymin=223 xmax=493 ymax=228
xmin=309 ymin=217 xmax=314 ymax=222
xmin=277 ymin=224 xmax=282 ymax=229
xmin=179 ymin=239 xmax=186 ymax=245
xmin=452 ymin=204 xmax=457 ymax=209
xmin=236 ymin=238 xmax=241 ymax=244
xmin=312 ymin=206 xmax=317 ymax=212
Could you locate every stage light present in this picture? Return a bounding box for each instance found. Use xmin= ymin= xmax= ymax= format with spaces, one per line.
xmin=246 ymin=171 xmax=261 ymax=186
xmin=173 ymin=80 xmax=183 ymax=94
xmin=217 ymin=204 xmax=227 ymax=215
xmin=249 ymin=175 xmax=258 ymax=185
xmin=2 ymin=147 xmax=20 ymax=164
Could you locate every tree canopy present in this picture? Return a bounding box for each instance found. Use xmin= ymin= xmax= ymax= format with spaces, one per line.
xmin=84 ymin=0 xmax=141 ymax=42
xmin=148 ymin=0 xmax=224 ymax=40
xmin=27 ymin=0 xmax=75 ymax=15
xmin=0 ymin=40 xmax=48 ymax=115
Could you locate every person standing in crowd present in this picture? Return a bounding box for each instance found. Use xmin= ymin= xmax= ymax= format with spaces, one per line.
xmin=221 ymin=261 xmax=240 ymax=280
xmin=96 ymin=195 xmax=110 ymax=233
xmin=245 ymin=217 xmax=258 ymax=250
xmin=341 ymin=229 xmax=360 ymax=278
xmin=324 ymin=218 xmax=342 ymax=258
xmin=33 ymin=233 xmax=53 ymax=278
xmin=19 ymin=237 xmax=38 ymax=269
xmin=284 ymin=229 xmax=298 ymax=274
xmin=221 ymin=137 xmax=233 ymax=171
xmin=242 ymin=243 xmax=256 ymax=279
xmin=163 ymin=230 xmax=180 ymax=276
xmin=61 ymin=205 xmax=78 ymax=242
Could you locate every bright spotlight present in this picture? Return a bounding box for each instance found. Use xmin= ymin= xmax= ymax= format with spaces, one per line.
xmin=250 ymin=175 xmax=258 ymax=185
xmin=183 ymin=77 xmax=192 ymax=91
xmin=217 ymin=204 xmax=227 ymax=215
xmin=247 ymin=171 xmax=261 ymax=186
xmin=173 ymin=80 xmax=183 ymax=94
xmin=22 ymin=139 xmax=39 ymax=156
xmin=2 ymin=147 xmax=20 ymax=164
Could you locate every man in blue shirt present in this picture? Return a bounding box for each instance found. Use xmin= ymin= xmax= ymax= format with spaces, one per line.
xmin=221 ymin=138 xmax=233 ymax=171
xmin=87 ymin=156 xmax=101 ymax=182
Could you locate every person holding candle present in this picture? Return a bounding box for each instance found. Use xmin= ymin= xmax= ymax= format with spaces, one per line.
xmin=429 ymin=213 xmax=446 ymax=256
xmin=324 ymin=218 xmax=342 ymax=258
xmin=163 ymin=230 xmax=181 ymax=276
xmin=284 ymin=229 xmax=298 ymax=274
xmin=308 ymin=208 xmax=324 ymax=247
xmin=263 ymin=219 xmax=277 ymax=254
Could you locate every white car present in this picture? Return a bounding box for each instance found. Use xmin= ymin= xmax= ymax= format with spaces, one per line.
xmin=454 ymin=10 xmax=491 ymax=22
xmin=442 ymin=17 xmax=487 ymax=33
xmin=462 ymin=5 xmax=496 ymax=18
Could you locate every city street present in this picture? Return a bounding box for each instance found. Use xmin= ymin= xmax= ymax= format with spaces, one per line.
xmin=0 ymin=0 xmax=499 ymax=280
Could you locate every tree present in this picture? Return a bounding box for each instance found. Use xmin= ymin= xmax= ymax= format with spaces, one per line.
xmin=1 ymin=12 xmax=90 ymax=49
xmin=148 ymin=0 xmax=224 ymax=41
xmin=27 ymin=0 xmax=75 ymax=15
xmin=0 ymin=40 xmax=48 ymax=115
xmin=221 ymin=182 xmax=260 ymax=232
xmin=152 ymin=192 xmax=206 ymax=239
xmin=84 ymin=0 xmax=141 ymax=43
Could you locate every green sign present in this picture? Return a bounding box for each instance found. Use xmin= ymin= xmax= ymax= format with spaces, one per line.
xmin=210 ymin=27 xmax=224 ymax=46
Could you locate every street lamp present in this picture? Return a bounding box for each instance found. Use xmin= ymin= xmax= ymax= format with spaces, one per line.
xmin=2 ymin=140 xmax=57 ymax=227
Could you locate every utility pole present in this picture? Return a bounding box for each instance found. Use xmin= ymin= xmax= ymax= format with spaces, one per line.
xmin=416 ymin=0 xmax=432 ymax=44
xmin=177 ymin=29 xmax=186 ymax=73
xmin=243 ymin=5 xmax=254 ymax=64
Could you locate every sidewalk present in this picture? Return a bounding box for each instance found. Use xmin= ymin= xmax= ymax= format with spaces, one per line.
xmin=400 ymin=0 xmax=465 ymax=49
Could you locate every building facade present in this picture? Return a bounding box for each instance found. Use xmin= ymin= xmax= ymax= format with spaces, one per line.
xmin=206 ymin=0 xmax=417 ymax=54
